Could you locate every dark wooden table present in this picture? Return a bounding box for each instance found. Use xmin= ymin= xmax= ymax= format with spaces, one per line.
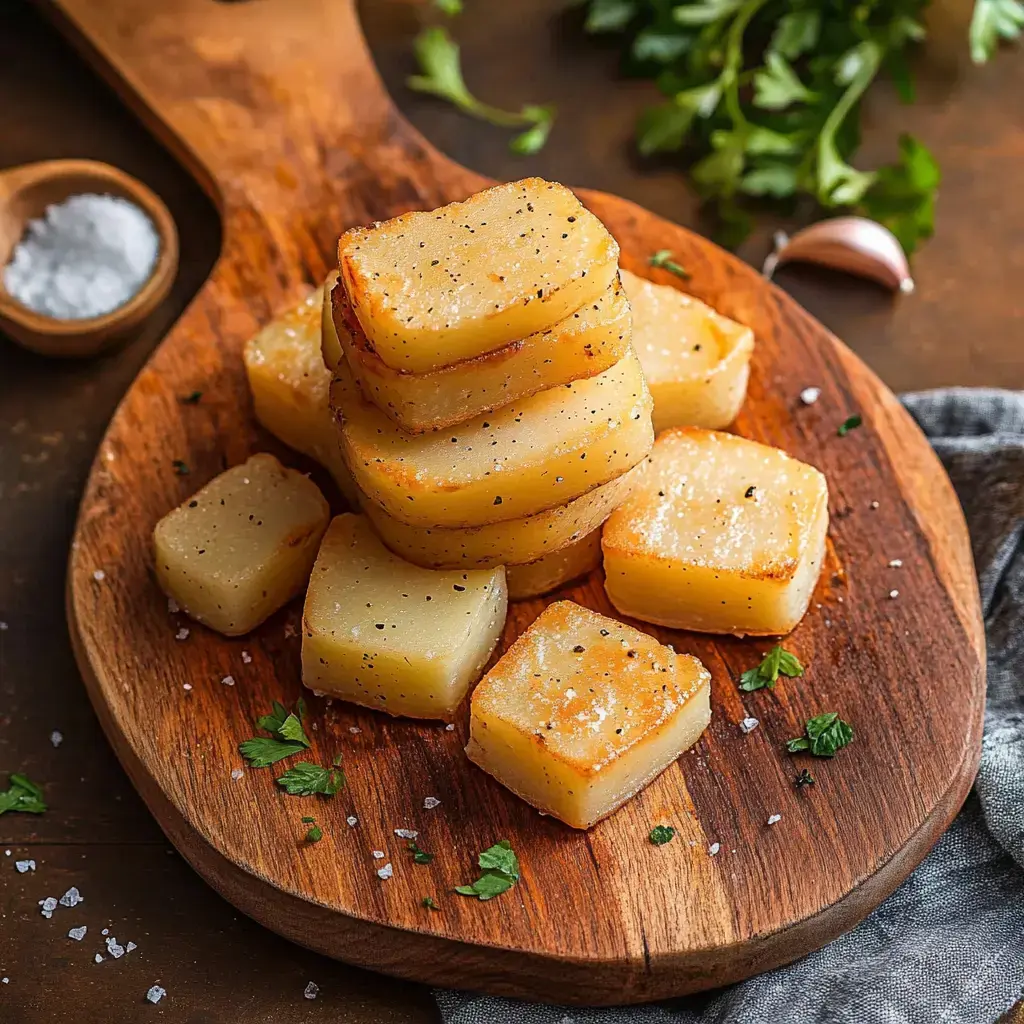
xmin=1 ymin=1 xmax=1020 ymax=1020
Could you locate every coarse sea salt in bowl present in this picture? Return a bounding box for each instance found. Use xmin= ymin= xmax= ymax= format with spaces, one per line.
xmin=0 ymin=159 xmax=178 ymax=358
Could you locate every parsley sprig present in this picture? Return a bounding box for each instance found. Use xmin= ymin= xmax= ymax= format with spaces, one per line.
xmin=455 ymin=840 xmax=520 ymax=901
xmin=582 ymin=0 xmax=1018 ymax=251
xmin=0 ymin=773 xmax=46 ymax=816
xmin=739 ymin=645 xmax=804 ymax=692
xmin=648 ymin=824 xmax=675 ymax=846
xmin=408 ymin=841 xmax=435 ymax=865
xmin=408 ymin=27 xmax=555 ymax=155
xmin=239 ymin=699 xmax=310 ymax=767
xmin=787 ymin=712 xmax=854 ymax=757
xmin=649 ymin=249 xmax=690 ymax=278
xmin=277 ymin=756 xmax=345 ymax=797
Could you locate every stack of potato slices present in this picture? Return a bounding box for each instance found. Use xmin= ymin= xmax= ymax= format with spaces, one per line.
xmin=325 ymin=179 xmax=654 ymax=598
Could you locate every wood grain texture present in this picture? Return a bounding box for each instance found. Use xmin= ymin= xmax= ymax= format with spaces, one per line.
xmin=54 ymin=0 xmax=984 ymax=1004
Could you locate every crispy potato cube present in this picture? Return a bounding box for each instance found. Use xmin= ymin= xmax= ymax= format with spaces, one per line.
xmin=603 ymin=428 xmax=828 ymax=635
xmin=301 ymin=514 xmax=507 ymax=719
xmin=330 ymin=348 xmax=653 ymax=528
xmin=338 ymin=178 xmax=619 ymax=373
xmin=360 ymin=460 xmax=644 ymax=570
xmin=466 ymin=601 xmax=711 ymax=829
xmin=621 ymin=270 xmax=753 ymax=433
xmin=505 ymin=530 xmax=601 ymax=600
xmin=154 ymin=454 xmax=329 ymax=636
xmin=329 ymin=272 xmax=631 ymax=433
xmin=243 ymin=283 xmax=359 ymax=507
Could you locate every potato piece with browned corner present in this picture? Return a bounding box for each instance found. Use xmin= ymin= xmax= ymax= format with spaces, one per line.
xmin=505 ymin=530 xmax=602 ymax=600
xmin=466 ymin=601 xmax=711 ymax=829
xmin=359 ymin=460 xmax=644 ymax=570
xmin=154 ymin=454 xmax=330 ymax=636
xmin=330 ymin=349 xmax=653 ymax=529
xmin=621 ymin=270 xmax=753 ymax=433
xmin=603 ymin=427 xmax=828 ymax=635
xmin=328 ymin=272 xmax=632 ymax=434
xmin=338 ymin=178 xmax=619 ymax=373
xmin=302 ymin=514 xmax=506 ymax=719
xmin=243 ymin=282 xmax=359 ymax=507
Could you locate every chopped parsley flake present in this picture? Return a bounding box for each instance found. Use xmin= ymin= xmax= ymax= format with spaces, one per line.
xmin=171 ymin=459 xmax=189 ymax=475
xmin=648 ymin=249 xmax=690 ymax=278
xmin=739 ymin=645 xmax=804 ymax=691
xmin=240 ymin=699 xmax=311 ymax=766
xmin=455 ymin=839 xmax=519 ymax=901
xmin=422 ymin=895 xmax=440 ymax=910
xmin=648 ymin=825 xmax=675 ymax=846
xmin=179 ymin=390 xmax=203 ymax=405
xmin=276 ymin=757 xmax=345 ymax=797
xmin=787 ymin=713 xmax=854 ymax=757
xmin=408 ymin=841 xmax=435 ymax=864
xmin=837 ymin=414 xmax=863 ymax=437
xmin=0 ymin=773 xmax=46 ymax=816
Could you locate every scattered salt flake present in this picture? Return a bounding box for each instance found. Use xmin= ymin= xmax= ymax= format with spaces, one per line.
xmin=870 ymin=500 xmax=879 ymax=509
xmin=3 ymin=850 xmax=9 ymax=856
xmin=889 ymin=589 xmax=899 ymax=599
xmin=372 ymin=850 xmax=385 ymax=859
xmin=394 ymin=828 xmax=418 ymax=840
xmin=799 ymin=387 xmax=821 ymax=405
xmin=708 ymin=842 xmax=721 ymax=856
xmin=0 ymin=622 xmax=7 ymax=631
xmin=423 ymin=797 xmax=441 ymax=810
xmin=167 ymin=597 xmax=180 ymax=614
xmin=15 ymin=859 xmax=35 ymax=873
xmin=94 ymin=954 xmax=104 ymax=964
xmin=101 ymin=928 xmax=109 ymax=936
xmin=888 ymin=559 xmax=903 ymax=568
xmin=241 ymin=650 xmax=252 ymax=664
xmin=50 ymin=730 xmax=63 ymax=747
xmin=126 ymin=942 xmax=137 ymax=953
xmin=377 ymin=863 xmax=393 ymax=880
xmin=68 ymin=926 xmax=87 ymax=941
xmin=92 ymin=569 xmax=106 ymax=582
xmin=40 ymin=897 xmax=58 ymax=918
xmin=183 ymin=683 xmax=192 ymax=691
xmin=739 ymin=717 xmax=759 ymax=735
xmin=175 ymin=627 xmax=190 ymax=641
xmin=106 ymin=936 xmax=125 ymax=958
xmin=146 ymin=985 xmax=166 ymax=1004
xmin=348 ymin=726 xmax=361 ymax=734
xmin=2 ymin=977 xmax=7 ymax=983
xmin=221 ymin=675 xmax=235 ymax=687
xmin=304 ymin=982 xmax=319 ymax=1001
xmin=767 ymin=814 xmax=782 ymax=826
xmin=59 ymin=887 xmax=83 ymax=907
xmin=346 ymin=816 xmax=358 ymax=827
xmin=444 ymin=723 xmax=455 ymax=732
xmin=230 ymin=768 xmax=244 ymax=781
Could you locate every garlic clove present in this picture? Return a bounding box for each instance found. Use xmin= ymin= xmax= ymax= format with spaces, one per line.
xmin=763 ymin=217 xmax=914 ymax=294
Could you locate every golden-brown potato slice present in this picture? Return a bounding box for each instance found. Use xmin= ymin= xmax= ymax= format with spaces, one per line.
xmin=338 ymin=178 xmax=619 ymax=373
xmin=154 ymin=454 xmax=329 ymax=636
xmin=243 ymin=283 xmax=359 ymax=507
xmin=505 ymin=530 xmax=602 ymax=600
xmin=359 ymin=460 xmax=643 ymax=569
xmin=466 ymin=601 xmax=711 ymax=829
xmin=301 ymin=514 xmax=506 ymax=719
xmin=603 ymin=427 xmax=828 ymax=635
xmin=328 ymin=272 xmax=631 ymax=434
xmin=330 ymin=348 xmax=653 ymax=528
xmin=621 ymin=270 xmax=753 ymax=433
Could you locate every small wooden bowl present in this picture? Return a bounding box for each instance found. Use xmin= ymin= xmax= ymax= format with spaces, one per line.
xmin=0 ymin=159 xmax=179 ymax=358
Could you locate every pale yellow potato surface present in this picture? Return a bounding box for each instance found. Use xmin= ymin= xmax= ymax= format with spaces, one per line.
xmin=338 ymin=178 xmax=619 ymax=373
xmin=603 ymin=427 xmax=828 ymax=635
xmin=243 ymin=282 xmax=359 ymax=507
xmin=466 ymin=601 xmax=711 ymax=829
xmin=154 ymin=454 xmax=330 ymax=636
xmin=505 ymin=530 xmax=602 ymax=600
xmin=330 ymin=272 xmax=631 ymax=434
xmin=360 ymin=460 xmax=644 ymax=570
xmin=621 ymin=270 xmax=753 ymax=433
xmin=302 ymin=514 xmax=506 ymax=719
xmin=330 ymin=348 xmax=653 ymax=528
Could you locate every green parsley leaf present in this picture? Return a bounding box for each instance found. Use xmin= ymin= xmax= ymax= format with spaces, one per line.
xmin=859 ymin=135 xmax=939 ymax=255
xmin=769 ymin=10 xmax=821 ymax=59
xmin=238 ymin=738 xmax=306 ymax=768
xmin=433 ymin=0 xmax=463 ymax=14
xmin=172 ymin=459 xmax=189 ymax=476
xmin=795 ymin=768 xmax=816 ymax=788
xmin=648 ymin=825 xmax=675 ymax=846
xmin=456 ymin=839 xmax=520 ymax=901
xmin=302 ymin=817 xmax=324 ymax=842
xmin=408 ymin=27 xmax=555 ymax=154
xmin=0 ymin=773 xmax=47 ymax=816
xmin=837 ymin=414 xmax=863 ymax=437
xmin=631 ymin=30 xmax=689 ymax=63
xmin=636 ymin=84 xmax=721 ymax=156
xmin=277 ymin=713 xmax=311 ymax=748
xmin=584 ymin=0 xmax=637 ymax=33
xmin=275 ymin=761 xmax=345 ymax=797
xmin=422 ymin=895 xmax=441 ymax=910
xmin=970 ymin=0 xmax=1024 ymax=64
xmin=648 ymin=249 xmax=689 ymax=278
xmin=408 ymin=841 xmax=435 ymax=865
xmin=739 ymin=645 xmax=804 ymax=692
xmin=788 ymin=713 xmax=854 ymax=758
xmin=752 ymin=53 xmax=817 ymax=111
xmin=178 ymin=390 xmax=203 ymax=405
xmin=672 ymin=0 xmax=744 ymax=27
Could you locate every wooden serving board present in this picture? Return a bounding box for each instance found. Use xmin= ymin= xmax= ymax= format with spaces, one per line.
xmin=56 ymin=0 xmax=985 ymax=1005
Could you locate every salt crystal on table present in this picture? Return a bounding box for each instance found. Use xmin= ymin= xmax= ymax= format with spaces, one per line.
xmin=68 ymin=926 xmax=87 ymax=941
xmin=890 ymin=589 xmax=900 ymax=599
xmin=175 ymin=627 xmax=190 ymax=640
xmin=94 ymin=954 xmax=103 ymax=964
xmin=183 ymin=683 xmax=192 ymax=691
xmin=444 ymin=724 xmax=455 ymax=732
xmin=167 ymin=597 xmax=180 ymax=614
xmin=708 ymin=842 xmax=721 ymax=856
xmin=377 ymin=863 xmax=393 ymax=880
xmin=221 ymin=675 xmax=235 ymax=686
xmin=126 ymin=942 xmax=137 ymax=953
xmin=101 ymin=928 xmax=109 ymax=935
xmin=92 ymin=570 xmax=106 ymax=582
xmin=346 ymin=816 xmax=358 ymax=827
xmin=767 ymin=814 xmax=782 ymax=825
xmin=40 ymin=897 xmax=58 ymax=918
xmin=372 ymin=850 xmax=385 ymax=859
xmin=15 ymin=859 xmax=35 ymax=873
xmin=241 ymin=650 xmax=252 ymax=664
xmin=423 ymin=797 xmax=441 ymax=810
xmin=800 ymin=387 xmax=821 ymax=405
xmin=304 ymin=982 xmax=319 ymax=1000
xmin=348 ymin=726 xmax=361 ymax=734
xmin=59 ymin=887 xmax=83 ymax=907
xmin=1 ymin=977 xmax=7 ymax=984
xmin=106 ymin=936 xmax=125 ymax=959
xmin=50 ymin=730 xmax=63 ymax=747
xmin=888 ymin=558 xmax=903 ymax=568
xmin=394 ymin=828 xmax=418 ymax=840
xmin=740 ymin=717 xmax=759 ymax=734
xmin=230 ymin=768 xmax=244 ymax=781
xmin=146 ymin=985 xmax=166 ymax=1004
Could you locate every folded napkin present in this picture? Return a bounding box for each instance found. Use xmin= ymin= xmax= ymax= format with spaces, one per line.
xmin=437 ymin=389 xmax=1024 ymax=1024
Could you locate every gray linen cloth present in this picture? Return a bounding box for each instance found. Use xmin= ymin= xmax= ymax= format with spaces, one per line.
xmin=437 ymin=388 xmax=1024 ymax=1024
